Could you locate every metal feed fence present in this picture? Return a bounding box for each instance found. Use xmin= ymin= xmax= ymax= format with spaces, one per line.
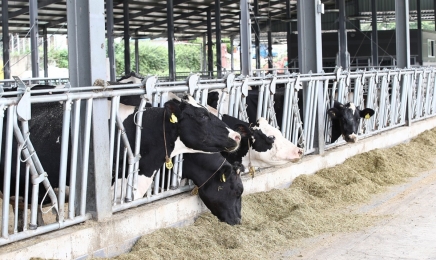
xmin=1 ymin=67 xmax=436 ymax=245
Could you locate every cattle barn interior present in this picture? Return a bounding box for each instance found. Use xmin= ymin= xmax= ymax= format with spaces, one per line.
xmin=1 ymin=0 xmax=436 ymax=259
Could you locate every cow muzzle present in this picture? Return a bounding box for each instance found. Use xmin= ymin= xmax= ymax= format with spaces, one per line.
xmin=344 ymin=133 xmax=358 ymax=143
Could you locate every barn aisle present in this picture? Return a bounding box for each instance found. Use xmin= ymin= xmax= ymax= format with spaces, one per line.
xmin=280 ymin=166 xmax=436 ymax=260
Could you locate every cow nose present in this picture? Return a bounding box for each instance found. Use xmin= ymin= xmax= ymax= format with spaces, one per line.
xmin=298 ymin=148 xmax=303 ymax=156
xmin=234 ymin=134 xmax=241 ymax=142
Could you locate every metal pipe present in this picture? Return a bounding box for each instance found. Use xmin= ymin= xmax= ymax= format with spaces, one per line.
xmin=29 ymin=0 xmax=39 ymax=77
xmin=14 ymin=146 xmax=21 ymax=233
xmin=2 ymin=0 xmax=11 ymax=80
xmin=43 ymin=26 xmax=48 ymax=78
xmin=68 ymin=100 xmax=81 ymax=219
xmin=167 ymin=0 xmax=176 ymax=81
xmin=2 ymin=106 xmax=14 ymax=238
xmin=215 ymin=0 xmax=222 ymax=78
xmin=57 ymin=100 xmax=72 ymax=222
xmin=123 ymin=0 xmax=131 ymax=74
xmin=106 ymin=0 xmax=116 ymax=81
xmin=80 ymin=99 xmax=93 ymax=216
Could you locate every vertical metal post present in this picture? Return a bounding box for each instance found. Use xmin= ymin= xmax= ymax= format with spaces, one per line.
xmin=43 ymin=26 xmax=49 ymax=77
xmin=2 ymin=0 xmax=11 ymax=80
xmin=417 ymin=0 xmax=423 ymax=65
xmin=254 ymin=0 xmax=261 ymax=69
xmin=215 ymin=0 xmax=222 ymax=78
xmin=338 ymin=0 xmax=349 ymax=70
xmin=123 ymin=0 xmax=131 ymax=74
xmin=240 ymin=0 xmax=252 ymax=76
xmin=286 ymin=0 xmax=292 ymax=72
xmin=434 ymin=0 xmax=436 ymax=31
xmin=371 ymin=0 xmax=378 ymax=67
xmin=135 ymin=31 xmax=139 ymax=74
xmin=202 ymin=34 xmax=207 ymax=72
xmin=207 ymin=8 xmax=214 ymax=77
xmin=268 ymin=18 xmax=273 ymax=69
xmin=2 ymin=107 xmax=14 ymax=238
xmin=107 ymin=0 xmax=116 ymax=81
xmin=30 ymin=0 xmax=39 ymax=77
xmin=67 ymin=0 xmax=112 ymax=221
xmin=395 ymin=0 xmax=411 ymax=68
xmin=167 ymin=0 xmax=176 ymax=81
xmin=297 ymin=0 xmax=325 ymax=154
xmin=230 ymin=36 xmax=234 ymax=71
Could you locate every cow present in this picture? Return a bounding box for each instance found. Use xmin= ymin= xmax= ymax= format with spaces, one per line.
xmin=327 ymin=100 xmax=375 ymax=143
xmin=0 ymin=94 xmax=241 ymax=230
xmin=182 ymin=153 xmax=244 ymax=225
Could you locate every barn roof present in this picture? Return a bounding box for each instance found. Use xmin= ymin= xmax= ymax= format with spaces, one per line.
xmin=0 ymin=0 xmax=435 ymax=40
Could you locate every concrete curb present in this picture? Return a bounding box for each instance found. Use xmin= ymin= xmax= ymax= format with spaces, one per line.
xmin=2 ymin=116 xmax=436 ymax=259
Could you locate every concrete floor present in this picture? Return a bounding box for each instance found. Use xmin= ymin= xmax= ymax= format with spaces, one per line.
xmin=280 ymin=167 xmax=436 ymax=260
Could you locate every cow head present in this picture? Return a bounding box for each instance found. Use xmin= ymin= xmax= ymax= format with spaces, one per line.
xmin=327 ymin=101 xmax=375 ymax=143
xmin=243 ymin=118 xmax=303 ymax=167
xmin=183 ymin=153 xmax=244 ymax=225
xmin=175 ymin=96 xmax=241 ymax=153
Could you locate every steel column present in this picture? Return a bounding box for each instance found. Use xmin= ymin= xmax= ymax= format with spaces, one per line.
xmin=286 ymin=0 xmax=292 ymax=72
xmin=230 ymin=36 xmax=234 ymax=71
xmin=207 ymin=9 xmax=214 ymax=77
xmin=167 ymin=0 xmax=176 ymax=81
xmin=2 ymin=0 xmax=10 ymax=80
xmin=417 ymin=0 xmax=423 ymax=65
xmin=29 ymin=0 xmax=39 ymax=77
xmin=106 ymin=0 xmax=116 ymax=81
xmin=215 ymin=0 xmax=222 ymax=78
xmin=268 ymin=18 xmax=273 ymax=69
xmin=240 ymin=0 xmax=252 ymax=76
xmin=395 ymin=0 xmax=411 ymax=68
xmin=338 ymin=0 xmax=349 ymax=70
xmin=67 ymin=0 xmax=112 ymax=221
xmin=254 ymin=0 xmax=261 ymax=69
xmin=43 ymin=26 xmax=48 ymax=77
xmin=203 ymin=35 xmax=207 ymax=72
xmin=371 ymin=0 xmax=378 ymax=66
xmin=123 ymin=0 xmax=131 ymax=74
xmin=297 ymin=0 xmax=325 ymax=154
xmin=135 ymin=31 xmax=139 ymax=74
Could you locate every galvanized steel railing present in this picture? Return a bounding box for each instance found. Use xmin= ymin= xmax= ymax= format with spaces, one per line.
xmin=1 ymin=66 xmax=436 ymax=245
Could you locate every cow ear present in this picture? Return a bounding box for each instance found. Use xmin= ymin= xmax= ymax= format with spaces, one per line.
xmin=327 ymin=108 xmax=340 ymax=119
xmin=164 ymin=100 xmax=182 ymax=122
xmin=359 ymin=108 xmax=375 ymax=119
xmin=234 ymin=124 xmax=251 ymax=138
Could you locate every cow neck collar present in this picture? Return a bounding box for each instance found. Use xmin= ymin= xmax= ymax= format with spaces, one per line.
xmin=191 ymin=158 xmax=227 ymax=195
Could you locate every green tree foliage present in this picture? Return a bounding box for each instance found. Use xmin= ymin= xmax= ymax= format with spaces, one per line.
xmin=175 ymin=43 xmax=201 ymax=72
xmin=47 ymin=49 xmax=69 ymax=68
xmin=115 ymin=40 xmax=202 ymax=77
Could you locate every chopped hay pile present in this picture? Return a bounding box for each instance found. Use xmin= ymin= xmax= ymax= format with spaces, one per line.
xmin=111 ymin=129 xmax=436 ymax=260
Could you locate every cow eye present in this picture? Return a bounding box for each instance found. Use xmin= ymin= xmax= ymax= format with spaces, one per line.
xmin=268 ymin=135 xmax=275 ymax=141
xmin=201 ymin=114 xmax=209 ymax=120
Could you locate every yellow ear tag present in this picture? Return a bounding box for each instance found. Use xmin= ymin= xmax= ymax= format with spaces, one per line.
xmin=191 ymin=186 xmax=199 ymax=195
xmin=169 ymin=113 xmax=178 ymax=123
xmin=365 ymin=113 xmax=370 ymax=119
xmin=165 ymin=157 xmax=173 ymax=170
xmin=220 ymin=174 xmax=226 ymax=183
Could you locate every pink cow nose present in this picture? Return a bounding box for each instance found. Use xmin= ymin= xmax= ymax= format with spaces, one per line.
xmin=234 ymin=134 xmax=241 ymax=142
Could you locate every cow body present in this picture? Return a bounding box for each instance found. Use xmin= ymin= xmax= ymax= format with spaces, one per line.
xmin=327 ymin=100 xmax=375 ymax=143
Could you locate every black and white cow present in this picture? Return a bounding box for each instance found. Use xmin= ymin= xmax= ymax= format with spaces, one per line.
xmin=114 ymin=96 xmax=241 ymax=192
xmin=182 ymin=153 xmax=244 ymax=225
xmin=0 ymin=95 xmax=241 ymax=229
xmin=327 ymin=100 xmax=375 ymax=143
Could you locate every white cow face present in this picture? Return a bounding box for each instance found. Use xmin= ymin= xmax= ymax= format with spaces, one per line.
xmin=243 ymin=118 xmax=303 ymax=167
